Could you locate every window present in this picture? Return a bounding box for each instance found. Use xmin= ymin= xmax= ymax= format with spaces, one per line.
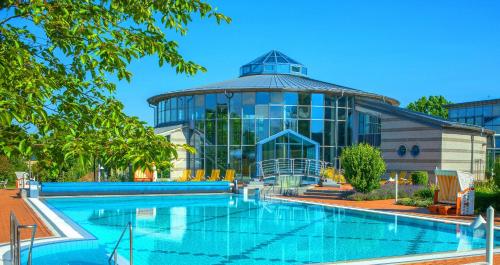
xmin=285 ymin=106 xmax=297 ymax=119
xmin=291 ymin=66 xmax=301 ymax=73
xmin=311 ymin=120 xmax=323 ymax=145
xmin=256 ymin=92 xmax=270 ymax=105
xmin=284 ymin=92 xmax=298 ymax=105
xmin=269 ymin=106 xmax=283 ymax=119
xmin=358 ymin=112 xmax=381 ymax=147
xmin=205 ymin=94 xmax=216 ymax=119
xmin=410 ymin=145 xmax=420 ymax=157
xmin=242 ymin=92 xmax=255 ymax=105
xmin=311 ymin=93 xmax=324 ymax=106
xmin=270 ymin=92 xmax=283 ymax=104
xmin=230 ymin=119 xmax=241 ymax=145
xmin=230 ymin=93 xmax=242 ymax=118
xmin=243 ymin=105 xmax=255 ymax=119
xmin=242 ymin=119 xmax=255 ymax=145
xmin=255 ymin=105 xmax=269 ymax=119
xmin=298 ymin=93 xmax=311 ymax=105
xmin=311 ymin=107 xmax=324 ymax=119
xmin=216 ymin=94 xmax=228 ymax=119
xmin=205 ymin=120 xmax=216 ymax=144
xmin=298 ymin=120 xmax=310 ymax=137
xmin=398 ymin=145 xmax=407 ymax=157
xmin=256 ymin=119 xmax=269 ymax=142
xmin=270 ymin=119 xmax=283 ymax=135
xmin=298 ymin=106 xmax=310 ymax=119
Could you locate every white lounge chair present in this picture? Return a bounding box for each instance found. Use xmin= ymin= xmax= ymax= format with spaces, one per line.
xmin=1 ymin=179 xmax=7 ymax=189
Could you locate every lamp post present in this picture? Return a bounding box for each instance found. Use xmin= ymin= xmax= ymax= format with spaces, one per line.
xmin=224 ymin=91 xmax=234 ymax=169
xmin=471 ymin=206 xmax=495 ymax=265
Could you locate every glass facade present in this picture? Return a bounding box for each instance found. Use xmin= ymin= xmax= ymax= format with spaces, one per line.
xmin=154 ymin=92 xmax=353 ymax=177
xmin=358 ymin=112 xmax=381 ymax=147
xmin=448 ymin=101 xmax=500 ymax=171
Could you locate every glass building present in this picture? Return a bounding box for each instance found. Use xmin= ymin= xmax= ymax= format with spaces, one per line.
xmin=148 ymin=51 xmax=397 ymax=178
xmin=447 ymin=99 xmax=500 ymax=169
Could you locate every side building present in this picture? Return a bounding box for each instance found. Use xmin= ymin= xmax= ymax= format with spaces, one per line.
xmin=147 ymin=50 xmax=494 ymax=180
xmin=446 ymin=99 xmax=500 ymax=174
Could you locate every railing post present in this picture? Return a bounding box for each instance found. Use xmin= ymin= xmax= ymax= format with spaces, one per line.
xmin=16 ymin=225 xmax=21 ymax=265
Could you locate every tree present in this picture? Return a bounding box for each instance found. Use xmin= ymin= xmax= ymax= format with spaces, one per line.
xmin=340 ymin=144 xmax=386 ymax=193
xmin=0 ymin=155 xmax=27 ymax=183
xmin=407 ymin=96 xmax=452 ymax=119
xmin=0 ymin=1 xmax=230 ymax=179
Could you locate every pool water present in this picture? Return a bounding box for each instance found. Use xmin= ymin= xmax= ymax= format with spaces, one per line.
xmin=33 ymin=195 xmax=498 ymax=265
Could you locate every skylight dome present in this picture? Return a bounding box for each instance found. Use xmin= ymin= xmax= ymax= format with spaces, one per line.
xmin=239 ymin=50 xmax=308 ymax=77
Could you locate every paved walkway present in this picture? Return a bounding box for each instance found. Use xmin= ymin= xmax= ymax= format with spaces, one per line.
xmin=0 ymin=189 xmax=52 ymax=243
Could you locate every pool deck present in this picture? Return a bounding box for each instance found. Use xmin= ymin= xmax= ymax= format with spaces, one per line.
xmin=0 ymin=187 xmax=498 ymax=264
xmin=0 ymin=189 xmax=52 ymax=244
xmin=292 ymin=185 xmax=500 ymax=225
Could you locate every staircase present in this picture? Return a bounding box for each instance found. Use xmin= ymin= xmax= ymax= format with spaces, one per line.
xmin=300 ymin=188 xmax=352 ymax=200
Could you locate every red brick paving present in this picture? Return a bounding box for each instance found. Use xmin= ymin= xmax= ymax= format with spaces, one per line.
xmin=405 ymin=255 xmax=500 ymax=264
xmin=0 ymin=189 xmax=52 ymax=243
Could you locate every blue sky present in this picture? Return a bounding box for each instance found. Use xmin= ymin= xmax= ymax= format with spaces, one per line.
xmin=115 ymin=0 xmax=500 ymax=126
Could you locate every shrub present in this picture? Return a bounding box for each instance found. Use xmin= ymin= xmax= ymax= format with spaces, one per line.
xmin=340 ymin=144 xmax=386 ymax=193
xmin=397 ymin=197 xmax=433 ymax=207
xmin=494 ymin=158 xmax=500 ymax=189
xmin=413 ymin=185 xmax=435 ymax=199
xmin=411 ymin=171 xmax=429 ymax=185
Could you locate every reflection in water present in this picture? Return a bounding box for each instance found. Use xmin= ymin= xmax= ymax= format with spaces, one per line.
xmin=46 ymin=195 xmax=494 ymax=265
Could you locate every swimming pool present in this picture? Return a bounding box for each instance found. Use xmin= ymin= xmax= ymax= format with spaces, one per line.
xmin=29 ymin=194 xmax=499 ymax=264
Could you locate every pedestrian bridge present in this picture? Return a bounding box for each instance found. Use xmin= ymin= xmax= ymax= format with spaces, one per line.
xmin=258 ymin=158 xmax=334 ymax=179
xmin=256 ymin=158 xmax=338 ymax=195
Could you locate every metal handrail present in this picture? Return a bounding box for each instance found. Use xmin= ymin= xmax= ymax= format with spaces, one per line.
xmin=10 ymin=211 xmax=37 ymax=265
xmin=108 ymin=222 xmax=133 ymax=265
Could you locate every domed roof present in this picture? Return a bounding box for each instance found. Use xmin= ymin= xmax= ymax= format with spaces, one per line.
xmin=239 ymin=50 xmax=307 ymax=77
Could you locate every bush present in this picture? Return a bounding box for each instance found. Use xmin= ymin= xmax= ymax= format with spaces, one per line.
xmin=397 ymin=197 xmax=433 ymax=207
xmin=411 ymin=171 xmax=429 ymax=185
xmin=340 ymin=144 xmax=386 ymax=193
xmin=494 ymin=158 xmax=500 ymax=189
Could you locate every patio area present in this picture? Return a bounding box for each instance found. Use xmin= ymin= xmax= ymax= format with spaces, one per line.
xmin=0 ymin=189 xmax=52 ymax=244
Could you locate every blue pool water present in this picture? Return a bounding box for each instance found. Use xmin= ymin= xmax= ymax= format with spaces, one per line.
xmin=29 ymin=195 xmax=499 ymax=264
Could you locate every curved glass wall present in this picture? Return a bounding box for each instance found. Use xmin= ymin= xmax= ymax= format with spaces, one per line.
xmin=155 ymin=92 xmax=353 ymax=177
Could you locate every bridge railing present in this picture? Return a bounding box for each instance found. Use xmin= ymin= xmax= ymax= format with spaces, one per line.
xmin=258 ymin=158 xmax=335 ymax=179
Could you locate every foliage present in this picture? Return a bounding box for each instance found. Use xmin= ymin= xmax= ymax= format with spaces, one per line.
xmin=407 ymin=95 xmax=452 ymax=119
xmin=397 ymin=197 xmax=433 ymax=208
xmin=340 ymin=144 xmax=386 ymax=193
xmin=494 ymin=158 xmax=500 ymax=189
xmin=0 ymin=0 xmax=229 ymax=180
xmin=412 ymin=184 xmax=436 ymax=199
xmin=474 ymin=179 xmax=497 ymax=193
xmin=474 ymin=190 xmax=500 ymax=214
xmin=0 ymin=155 xmax=27 ymax=183
xmin=396 ymin=185 xmax=435 ymax=207
xmin=347 ymin=183 xmax=425 ymax=201
xmin=411 ymin=171 xmax=429 ymax=185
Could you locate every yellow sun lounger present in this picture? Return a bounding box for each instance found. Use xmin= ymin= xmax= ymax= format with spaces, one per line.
xmin=223 ymin=169 xmax=235 ymax=182
xmin=193 ymin=169 xmax=205 ymax=181
xmin=208 ymin=169 xmax=221 ymax=181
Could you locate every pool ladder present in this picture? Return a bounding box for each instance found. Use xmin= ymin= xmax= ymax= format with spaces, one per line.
xmin=10 ymin=211 xmax=37 ymax=265
xmin=109 ymin=222 xmax=133 ymax=265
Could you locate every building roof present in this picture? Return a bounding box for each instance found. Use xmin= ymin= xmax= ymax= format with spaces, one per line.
xmin=245 ymin=50 xmax=302 ymax=65
xmin=147 ymin=73 xmax=400 ymax=106
xmin=239 ymin=50 xmax=307 ymax=77
xmin=357 ymin=98 xmax=496 ymax=135
xmin=446 ymin=98 xmax=500 ymax=109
